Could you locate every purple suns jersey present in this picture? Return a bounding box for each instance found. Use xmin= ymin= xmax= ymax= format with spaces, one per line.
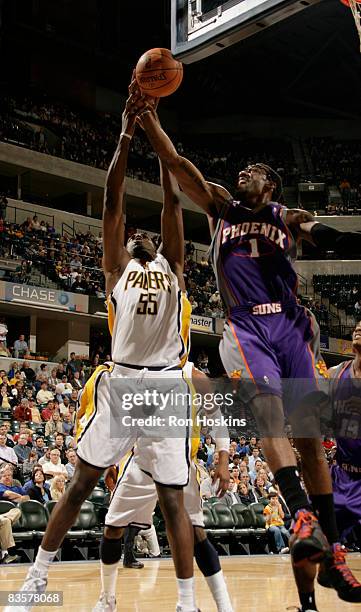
xmin=209 ymin=200 xmax=298 ymax=313
xmin=330 ymin=360 xmax=361 ymax=476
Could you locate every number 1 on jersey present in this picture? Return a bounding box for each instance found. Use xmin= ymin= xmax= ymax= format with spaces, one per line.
xmin=249 ymin=238 xmax=260 ymax=258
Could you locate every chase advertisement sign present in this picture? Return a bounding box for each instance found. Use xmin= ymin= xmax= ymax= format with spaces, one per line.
xmin=0 ymin=282 xmax=88 ymax=313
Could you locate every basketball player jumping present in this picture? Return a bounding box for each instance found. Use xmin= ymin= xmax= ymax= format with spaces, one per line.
xmin=93 ymin=360 xmax=234 ymax=612
xmin=8 ymin=92 xmax=206 ymax=612
xmin=128 ymin=83 xmax=361 ymax=610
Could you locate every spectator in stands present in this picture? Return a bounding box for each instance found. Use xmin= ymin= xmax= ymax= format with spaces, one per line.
xmin=42 ymin=448 xmax=68 ymax=480
xmin=238 ymin=482 xmax=257 ymax=505
xmin=0 ymin=433 xmax=18 ymax=466
xmin=197 ymin=351 xmax=210 ymax=375
xmin=41 ymin=400 xmax=56 ymax=422
xmin=254 ymin=475 xmax=269 ymax=501
xmin=28 ymin=399 xmax=41 ymax=424
xmin=200 ymin=468 xmax=218 ymax=499
xmin=0 ymin=342 xmax=10 ymax=357
xmin=53 ymin=433 xmax=67 ymax=463
xmin=13 ymin=433 xmax=31 ymax=464
xmin=20 ymin=361 xmax=36 ymax=382
xmin=0 ymin=423 xmax=14 ymax=447
xmin=27 ymin=467 xmax=51 ymax=504
xmin=204 ymin=434 xmax=215 ymax=458
xmin=249 ymin=458 xmax=264 ymax=483
xmin=264 ymin=491 xmax=290 ymax=554
xmin=197 ymin=441 xmax=208 ymax=464
xmin=58 ymin=396 xmax=70 ymax=416
xmin=44 ymin=412 xmax=63 ymax=437
xmin=13 ymin=398 xmax=30 ymax=422
xmin=236 ymin=436 xmax=249 ymax=456
xmin=50 ymin=474 xmax=66 ymax=501
xmin=71 ymin=370 xmax=83 ymax=391
xmin=62 ymin=413 xmax=73 ymax=436
xmin=13 ymin=334 xmax=28 ymax=359
xmin=47 ymin=368 xmax=59 ymax=390
xmin=65 ymin=449 xmax=77 ymax=480
xmin=248 ymin=447 xmax=262 ymax=472
xmin=36 ymin=381 xmax=54 ymax=406
xmin=55 ymin=375 xmax=73 ymax=400
xmin=38 ymin=447 xmax=51 ymax=467
xmin=68 ymin=403 xmax=76 ymax=426
xmin=33 ymin=437 xmax=46 ymax=460
xmin=0 ymin=463 xmax=29 ymax=502
xmin=22 ymin=449 xmax=39 ymax=481
xmin=66 ymin=352 xmax=77 ymax=379
xmin=0 ymin=385 xmax=12 ymax=410
xmin=13 ymin=424 xmax=32 ymax=445
xmin=220 ymin=477 xmax=241 ymax=507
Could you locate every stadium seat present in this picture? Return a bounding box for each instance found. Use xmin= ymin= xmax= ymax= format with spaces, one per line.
xmin=230 ymin=504 xmax=252 ymax=554
xmin=87 ymin=487 xmax=106 ymax=507
xmin=45 ymin=500 xmax=57 ymax=515
xmin=11 ymin=421 xmax=21 ymax=432
xmin=210 ymin=503 xmax=235 ymax=555
xmin=202 ymin=505 xmax=217 ymax=531
xmin=14 ymin=500 xmax=49 ymax=561
xmin=249 ymin=502 xmax=267 ymax=532
xmin=64 ymin=501 xmax=100 ymax=560
xmin=0 ymin=500 xmax=16 ymax=514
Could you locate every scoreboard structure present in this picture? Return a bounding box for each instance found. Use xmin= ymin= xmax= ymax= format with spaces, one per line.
xmin=171 ymin=0 xmax=322 ymax=63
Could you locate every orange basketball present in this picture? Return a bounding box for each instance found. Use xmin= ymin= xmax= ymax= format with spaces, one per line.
xmin=135 ymin=48 xmax=183 ymax=98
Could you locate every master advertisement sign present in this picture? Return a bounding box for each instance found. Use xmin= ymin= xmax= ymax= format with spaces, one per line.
xmin=191 ymin=315 xmax=214 ymax=333
xmin=0 ymin=282 xmax=89 ymax=313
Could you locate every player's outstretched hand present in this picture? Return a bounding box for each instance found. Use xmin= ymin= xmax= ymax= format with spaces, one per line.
xmin=213 ymin=462 xmax=230 ymax=498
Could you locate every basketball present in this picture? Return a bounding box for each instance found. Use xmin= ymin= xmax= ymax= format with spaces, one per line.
xmin=135 ymin=48 xmax=183 ymax=97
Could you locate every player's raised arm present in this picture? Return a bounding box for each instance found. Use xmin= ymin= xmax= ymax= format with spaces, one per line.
xmin=102 ymin=96 xmax=135 ymax=295
xmin=286 ymin=208 xmax=361 ymax=255
xmin=158 ymin=159 xmax=186 ymax=290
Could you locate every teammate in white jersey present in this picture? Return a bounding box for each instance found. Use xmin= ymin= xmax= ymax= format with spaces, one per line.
xmin=9 ymin=88 xmax=199 ymax=612
xmin=93 ymin=361 xmax=233 ymax=612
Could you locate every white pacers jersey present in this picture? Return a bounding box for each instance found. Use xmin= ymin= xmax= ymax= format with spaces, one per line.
xmin=108 ymin=253 xmax=191 ymax=367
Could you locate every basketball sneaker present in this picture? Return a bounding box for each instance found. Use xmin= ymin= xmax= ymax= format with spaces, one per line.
xmin=317 ymin=543 xmax=361 ymax=602
xmin=3 ymin=566 xmax=47 ymax=612
xmin=290 ymin=509 xmax=329 ymax=566
xmin=92 ymin=593 xmax=117 ymax=611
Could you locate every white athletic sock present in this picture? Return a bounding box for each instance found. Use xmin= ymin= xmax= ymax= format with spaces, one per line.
xmin=33 ymin=546 xmax=57 ymax=574
xmin=100 ymin=561 xmax=118 ymax=599
xmin=176 ymin=577 xmax=196 ymax=611
xmin=205 ymin=571 xmax=234 ymax=612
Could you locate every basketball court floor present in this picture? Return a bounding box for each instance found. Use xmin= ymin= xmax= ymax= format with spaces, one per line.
xmin=1 ymin=554 xmax=361 ymax=611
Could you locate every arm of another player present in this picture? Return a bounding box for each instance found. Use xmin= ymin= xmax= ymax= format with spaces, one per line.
xmin=102 ymin=94 xmax=137 ymax=295
xmin=158 ymin=159 xmax=186 ymax=291
xmin=286 ymin=209 xmax=361 ymax=255
xmin=130 ymin=87 xmax=230 ymax=218
xmin=192 ymin=366 xmax=230 ymax=497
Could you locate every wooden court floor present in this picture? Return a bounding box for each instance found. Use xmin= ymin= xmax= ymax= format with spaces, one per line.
xmin=1 ymin=554 xmax=361 ymax=611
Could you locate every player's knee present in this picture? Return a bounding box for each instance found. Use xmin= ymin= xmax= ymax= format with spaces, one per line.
xmin=104 ymin=525 xmax=124 ymax=540
xmin=157 ymin=487 xmax=184 ymax=523
xmin=100 ymin=534 xmax=122 ymax=565
xmin=66 ymin=475 xmax=93 ymax=506
xmin=193 ymin=526 xmax=206 ymax=544
xmin=295 ymin=438 xmax=325 ymax=463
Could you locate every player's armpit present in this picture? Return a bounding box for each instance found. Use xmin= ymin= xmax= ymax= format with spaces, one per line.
xmin=285 ymin=208 xmax=316 ymax=242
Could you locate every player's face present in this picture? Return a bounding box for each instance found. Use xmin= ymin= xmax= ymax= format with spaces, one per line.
xmin=352 ymin=322 xmax=361 ymax=350
xmin=236 ymin=165 xmax=272 ymax=205
xmin=126 ymin=233 xmax=156 ymax=261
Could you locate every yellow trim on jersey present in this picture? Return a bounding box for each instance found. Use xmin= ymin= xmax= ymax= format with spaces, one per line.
xmin=116 ymin=450 xmax=133 ymax=483
xmin=107 ymin=296 xmax=116 ymax=337
xmin=183 ymin=371 xmax=201 ymax=461
xmin=179 ymin=292 xmax=192 ymax=367
xmin=75 ymin=363 xmax=113 ymax=442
